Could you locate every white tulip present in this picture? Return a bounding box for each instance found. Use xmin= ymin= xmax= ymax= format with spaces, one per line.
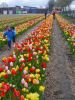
xmin=7 ymin=70 xmax=11 ymax=74
xmin=43 ymin=68 xmax=46 ymax=71
xmin=24 ymin=82 xmax=28 ymax=88
xmin=23 ymin=70 xmax=27 ymax=74
xmin=13 ymin=55 xmax=16 ymax=59
xmin=10 ymin=62 xmax=13 ymax=67
xmin=21 ymin=78 xmax=25 ymax=84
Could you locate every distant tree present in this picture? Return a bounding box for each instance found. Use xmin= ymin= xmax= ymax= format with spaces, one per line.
xmin=48 ymin=0 xmax=55 ymax=11
xmin=55 ymin=0 xmax=73 ymax=11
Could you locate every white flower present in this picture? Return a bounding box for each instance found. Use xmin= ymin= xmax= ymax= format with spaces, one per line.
xmin=10 ymin=62 xmax=13 ymax=67
xmin=33 ymin=52 xmax=36 ymax=55
xmin=36 ymin=55 xmax=38 ymax=59
xmin=13 ymin=85 xmax=15 ymax=88
xmin=37 ymin=80 xmax=39 ymax=84
xmin=23 ymin=70 xmax=27 ymax=74
xmin=7 ymin=70 xmax=11 ymax=74
xmin=32 ymin=49 xmax=35 ymax=52
xmin=24 ymin=82 xmax=28 ymax=88
xmin=43 ymin=68 xmax=46 ymax=71
xmin=10 ymin=84 xmax=12 ymax=87
xmin=13 ymin=55 xmax=16 ymax=59
xmin=21 ymin=78 xmax=25 ymax=84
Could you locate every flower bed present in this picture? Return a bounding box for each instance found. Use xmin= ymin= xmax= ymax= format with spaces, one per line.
xmin=0 ymin=15 xmax=44 ymax=47
xmin=56 ymin=14 xmax=75 ymax=55
xmin=0 ymin=15 xmax=53 ymax=100
xmin=0 ymin=15 xmax=43 ymax=31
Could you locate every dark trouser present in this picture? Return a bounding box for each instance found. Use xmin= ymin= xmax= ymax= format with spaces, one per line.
xmin=0 ymin=48 xmax=1 ymax=50
xmin=45 ymin=15 xmax=46 ymax=19
xmin=8 ymin=40 xmax=11 ymax=48
xmin=53 ymin=15 xmax=55 ymax=20
xmin=12 ymin=36 xmax=16 ymax=43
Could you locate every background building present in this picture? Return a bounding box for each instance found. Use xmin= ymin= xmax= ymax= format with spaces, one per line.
xmin=0 ymin=5 xmax=46 ymax=14
xmin=23 ymin=6 xmax=46 ymax=14
xmin=0 ymin=7 xmax=16 ymax=14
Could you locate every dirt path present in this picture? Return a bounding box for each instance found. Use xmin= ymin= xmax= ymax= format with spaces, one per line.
xmin=44 ymin=19 xmax=75 ymax=100
xmin=0 ymin=21 xmax=43 ymax=65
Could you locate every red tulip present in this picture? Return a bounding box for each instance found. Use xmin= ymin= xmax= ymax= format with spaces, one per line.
xmin=3 ymin=83 xmax=10 ymax=91
xmin=21 ymin=59 xmax=26 ymax=63
xmin=28 ymin=57 xmax=32 ymax=62
xmin=19 ymin=67 xmax=23 ymax=72
xmin=11 ymin=69 xmax=17 ymax=76
xmin=0 ymin=91 xmax=5 ymax=97
xmin=2 ymin=58 xmax=8 ymax=63
xmin=41 ymin=62 xmax=47 ymax=68
xmin=0 ymin=83 xmax=10 ymax=97
xmin=30 ymin=67 xmax=36 ymax=73
xmin=0 ymin=67 xmax=4 ymax=72
xmin=8 ymin=57 xmax=16 ymax=63
xmin=14 ymin=88 xmax=20 ymax=97
xmin=4 ymin=74 xmax=9 ymax=79
xmin=20 ymin=95 xmax=24 ymax=100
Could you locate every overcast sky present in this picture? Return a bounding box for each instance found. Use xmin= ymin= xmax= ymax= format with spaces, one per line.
xmin=0 ymin=0 xmax=75 ymax=9
xmin=71 ymin=1 xmax=75 ymax=9
xmin=0 ymin=0 xmax=49 ymax=7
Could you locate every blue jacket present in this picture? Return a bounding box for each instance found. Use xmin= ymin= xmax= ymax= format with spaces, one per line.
xmin=4 ymin=30 xmax=13 ymax=41
xmin=12 ymin=30 xmax=16 ymax=37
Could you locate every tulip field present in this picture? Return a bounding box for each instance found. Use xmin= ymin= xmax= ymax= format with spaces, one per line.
xmin=56 ymin=14 xmax=75 ymax=55
xmin=0 ymin=15 xmax=53 ymax=100
xmin=0 ymin=14 xmax=44 ymax=47
xmin=1 ymin=13 xmax=75 ymax=100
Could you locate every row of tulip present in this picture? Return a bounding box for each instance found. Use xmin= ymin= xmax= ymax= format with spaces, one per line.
xmin=0 ymin=15 xmax=43 ymax=31
xmin=0 ymin=14 xmax=42 ymax=22
xmin=0 ymin=15 xmax=44 ymax=47
xmin=0 ymin=15 xmax=53 ymax=100
xmin=56 ymin=14 xmax=75 ymax=54
xmin=0 ymin=15 xmax=33 ymax=24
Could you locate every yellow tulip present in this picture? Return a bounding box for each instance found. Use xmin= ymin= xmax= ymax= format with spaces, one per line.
xmin=36 ymin=69 xmax=40 ymax=73
xmin=0 ymin=83 xmax=2 ymax=88
xmin=26 ymin=93 xmax=39 ymax=100
xmin=24 ymin=67 xmax=28 ymax=71
xmin=39 ymin=86 xmax=45 ymax=92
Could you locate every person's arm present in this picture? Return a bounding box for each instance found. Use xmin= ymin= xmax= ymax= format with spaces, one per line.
xmin=3 ymin=31 xmax=7 ymax=38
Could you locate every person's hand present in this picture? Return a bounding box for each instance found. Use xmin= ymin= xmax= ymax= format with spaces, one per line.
xmin=3 ymin=36 xmax=6 ymax=39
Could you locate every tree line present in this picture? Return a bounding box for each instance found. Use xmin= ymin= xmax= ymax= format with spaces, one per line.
xmin=48 ymin=0 xmax=74 ymax=11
